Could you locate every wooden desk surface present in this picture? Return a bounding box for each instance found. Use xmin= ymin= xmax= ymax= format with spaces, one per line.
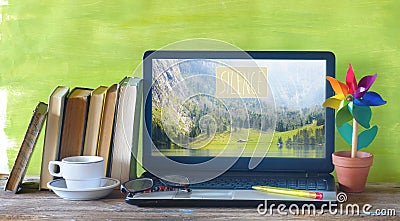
xmin=1 ymin=178 xmax=399 ymax=220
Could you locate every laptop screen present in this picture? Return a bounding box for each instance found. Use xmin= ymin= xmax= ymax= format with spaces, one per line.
xmin=143 ymin=51 xmax=335 ymax=175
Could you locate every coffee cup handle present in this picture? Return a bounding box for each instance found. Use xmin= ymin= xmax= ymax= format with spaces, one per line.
xmin=48 ymin=161 xmax=62 ymax=177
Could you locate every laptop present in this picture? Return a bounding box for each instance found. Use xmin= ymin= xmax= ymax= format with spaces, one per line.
xmin=127 ymin=50 xmax=337 ymax=207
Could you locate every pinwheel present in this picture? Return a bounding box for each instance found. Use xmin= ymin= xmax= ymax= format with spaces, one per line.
xmin=323 ymin=64 xmax=386 ymax=157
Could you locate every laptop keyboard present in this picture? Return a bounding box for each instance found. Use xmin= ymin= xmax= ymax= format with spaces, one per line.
xmin=189 ymin=176 xmax=328 ymax=191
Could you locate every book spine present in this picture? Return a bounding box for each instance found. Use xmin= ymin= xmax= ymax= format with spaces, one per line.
xmin=59 ymin=94 xmax=91 ymax=159
xmin=80 ymin=95 xmax=91 ymax=155
xmin=129 ymin=79 xmax=143 ymax=180
xmin=39 ymin=87 xmax=69 ymax=190
xmin=111 ymin=77 xmax=143 ymax=183
xmin=97 ymin=84 xmax=119 ymax=177
xmin=107 ymin=85 xmax=122 ymax=178
xmin=109 ymin=81 xmax=126 ymax=182
xmin=5 ymin=102 xmax=48 ymax=193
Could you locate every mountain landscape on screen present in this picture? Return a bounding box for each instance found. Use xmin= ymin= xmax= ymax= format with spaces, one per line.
xmin=151 ymin=59 xmax=326 ymax=158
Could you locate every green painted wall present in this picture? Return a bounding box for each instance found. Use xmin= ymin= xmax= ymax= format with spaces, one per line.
xmin=0 ymin=0 xmax=399 ymax=181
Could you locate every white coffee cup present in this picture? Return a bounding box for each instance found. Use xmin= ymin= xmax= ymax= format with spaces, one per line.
xmin=48 ymin=156 xmax=104 ymax=190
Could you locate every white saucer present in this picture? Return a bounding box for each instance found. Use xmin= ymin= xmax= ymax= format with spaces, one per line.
xmin=47 ymin=177 xmax=120 ymax=200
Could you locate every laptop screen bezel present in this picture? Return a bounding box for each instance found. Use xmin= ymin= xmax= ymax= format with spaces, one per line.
xmin=142 ymin=50 xmax=335 ymax=173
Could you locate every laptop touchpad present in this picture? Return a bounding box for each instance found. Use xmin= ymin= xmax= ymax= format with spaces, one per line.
xmin=174 ymin=190 xmax=234 ymax=199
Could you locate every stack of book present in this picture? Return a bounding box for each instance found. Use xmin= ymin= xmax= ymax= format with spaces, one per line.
xmin=4 ymin=76 xmax=142 ymax=192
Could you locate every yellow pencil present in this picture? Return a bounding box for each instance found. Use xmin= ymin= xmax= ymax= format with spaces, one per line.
xmin=252 ymin=185 xmax=323 ymax=200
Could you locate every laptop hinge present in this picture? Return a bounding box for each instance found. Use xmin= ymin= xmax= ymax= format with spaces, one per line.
xmin=306 ymin=172 xmax=319 ymax=178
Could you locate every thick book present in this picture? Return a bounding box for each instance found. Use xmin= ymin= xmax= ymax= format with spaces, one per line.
xmin=39 ymin=86 xmax=69 ymax=190
xmin=97 ymin=84 xmax=119 ymax=176
xmin=110 ymin=77 xmax=142 ymax=183
xmin=83 ymin=86 xmax=108 ymax=156
xmin=59 ymin=87 xmax=92 ymax=160
xmin=5 ymin=102 xmax=48 ymax=193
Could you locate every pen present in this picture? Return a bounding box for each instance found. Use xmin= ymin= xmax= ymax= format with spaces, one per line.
xmin=252 ymin=185 xmax=323 ymax=200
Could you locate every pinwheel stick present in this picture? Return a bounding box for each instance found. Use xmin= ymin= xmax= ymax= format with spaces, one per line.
xmin=351 ymin=119 xmax=358 ymax=158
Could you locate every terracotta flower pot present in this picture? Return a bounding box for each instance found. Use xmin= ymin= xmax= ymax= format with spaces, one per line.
xmin=332 ymin=151 xmax=373 ymax=193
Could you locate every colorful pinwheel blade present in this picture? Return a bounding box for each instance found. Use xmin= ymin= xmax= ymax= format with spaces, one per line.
xmin=336 ymin=105 xmax=353 ymax=128
xmin=357 ymin=126 xmax=378 ymax=150
xmin=353 ymin=74 xmax=377 ymax=98
xmin=354 ymin=91 xmax=387 ymax=106
xmin=326 ymin=76 xmax=348 ymax=96
xmin=352 ymin=105 xmax=372 ymax=129
xmin=323 ymin=95 xmax=344 ymax=110
xmin=337 ymin=122 xmax=353 ymax=146
xmin=346 ymin=64 xmax=357 ymax=94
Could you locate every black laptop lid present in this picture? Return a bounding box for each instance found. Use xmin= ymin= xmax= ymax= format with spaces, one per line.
xmin=142 ymin=51 xmax=335 ymax=179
